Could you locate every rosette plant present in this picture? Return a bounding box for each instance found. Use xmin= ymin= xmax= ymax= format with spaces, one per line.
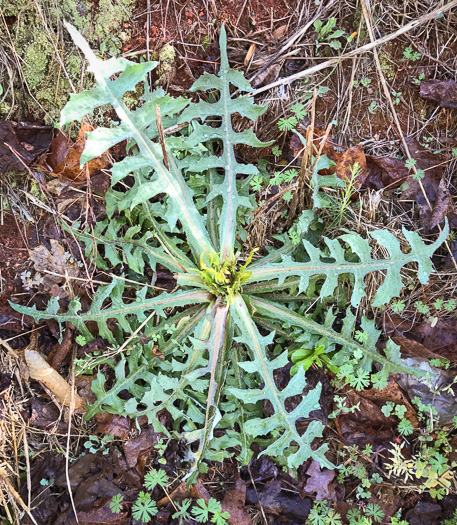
xmin=14 ymin=23 xmax=447 ymax=477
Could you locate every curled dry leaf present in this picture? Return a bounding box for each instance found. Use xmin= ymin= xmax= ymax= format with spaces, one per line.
xmin=272 ymin=24 xmax=288 ymax=40
xmin=25 ymin=349 xmax=84 ymax=409
xmin=44 ymin=123 xmax=109 ymax=183
xmin=30 ymin=239 xmax=80 ymax=290
xmin=291 ymin=129 xmax=369 ymax=188
xmin=251 ymin=62 xmax=282 ymax=88
xmin=386 ymin=318 xmax=457 ymax=362
xmin=244 ymin=43 xmax=256 ymax=66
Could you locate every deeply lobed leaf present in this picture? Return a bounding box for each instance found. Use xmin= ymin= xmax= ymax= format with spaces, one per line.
xmin=229 ymin=296 xmax=333 ymax=469
xmin=248 ymin=222 xmax=449 ymax=306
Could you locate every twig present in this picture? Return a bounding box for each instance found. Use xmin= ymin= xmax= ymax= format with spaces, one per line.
xmin=0 ymin=337 xmax=21 ymax=358
xmin=248 ymin=0 xmax=337 ymax=84
xmin=247 ymin=465 xmax=268 ymax=525
xmin=156 ymin=104 xmax=170 ymax=170
xmin=286 ymin=88 xmax=318 ymax=227
xmin=0 ymin=469 xmax=38 ymax=525
xmin=251 ymin=0 xmax=457 ymax=96
xmin=114 ymin=310 xmax=156 ymax=357
xmin=21 ymin=427 xmax=32 ymax=512
xmin=65 ymin=347 xmax=79 ymax=523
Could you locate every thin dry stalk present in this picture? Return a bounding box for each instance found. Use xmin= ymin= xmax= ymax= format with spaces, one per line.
xmin=360 ymin=0 xmax=457 ymax=271
xmin=251 ymin=0 xmax=457 ymax=96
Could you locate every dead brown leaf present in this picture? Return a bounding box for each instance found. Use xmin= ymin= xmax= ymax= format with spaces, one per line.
xmin=251 ymin=62 xmax=281 ymax=88
xmin=123 ymin=427 xmax=162 ymax=474
xmin=245 ymin=479 xmax=312 ymax=521
xmin=400 ymin=138 xmax=448 ymax=232
xmin=221 ymin=474 xmax=252 ymax=525
xmin=429 ymin=177 xmax=452 ymax=230
xmin=420 ymin=80 xmax=457 ymax=109
xmin=0 ymin=121 xmax=52 ymax=173
xmin=392 ymin=337 xmax=444 ymax=361
xmin=360 ymin=378 xmax=419 ymax=428
xmin=29 ymin=398 xmax=68 ymax=433
xmin=335 ymin=390 xmax=395 ymax=446
xmin=365 ymin=155 xmax=409 ymax=189
xmin=385 ymin=318 xmax=457 ymax=362
xmin=95 ymin=413 xmax=133 ymax=440
xmin=365 ymin=137 xmax=452 ymax=231
xmin=44 ymin=123 xmax=109 ymax=183
xmin=30 ymin=239 xmax=80 ymax=289
xmin=292 ymin=129 xmax=369 ymax=188
xmin=302 ymin=459 xmax=338 ymax=502
xmin=272 ymin=24 xmax=288 ymax=40
xmin=57 ymin=500 xmax=128 ymax=525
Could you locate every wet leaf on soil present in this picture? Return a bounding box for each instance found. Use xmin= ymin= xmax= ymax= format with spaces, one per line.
xmin=302 ymin=459 xmax=338 ymax=502
xmin=335 ymin=390 xmax=396 ymax=446
xmin=420 ymin=80 xmax=457 ymax=109
xmin=0 ymin=121 xmax=52 ymax=174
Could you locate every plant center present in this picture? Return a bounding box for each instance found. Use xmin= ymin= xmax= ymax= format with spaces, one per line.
xmin=197 ymin=250 xmax=256 ymax=304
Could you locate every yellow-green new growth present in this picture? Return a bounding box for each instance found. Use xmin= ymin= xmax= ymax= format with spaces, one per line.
xmin=197 ymin=249 xmax=257 ymax=304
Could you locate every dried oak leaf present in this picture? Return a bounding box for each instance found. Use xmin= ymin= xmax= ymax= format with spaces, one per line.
xmin=302 ymin=459 xmax=338 ymax=502
xmin=29 ymin=397 xmax=68 ymax=433
xmin=54 ymin=453 xmax=128 ymax=525
xmin=45 ymin=123 xmax=109 ymax=182
xmin=30 ymin=239 xmax=80 ymax=289
xmin=401 ymin=138 xmax=449 ymax=232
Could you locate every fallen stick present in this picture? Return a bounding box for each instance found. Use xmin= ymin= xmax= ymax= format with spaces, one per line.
xmin=251 ymin=0 xmax=457 ymax=96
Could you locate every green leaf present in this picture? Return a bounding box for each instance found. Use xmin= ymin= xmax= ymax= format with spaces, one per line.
xmin=228 ymin=296 xmax=333 ymax=469
xmin=61 ymin=22 xmax=215 ymax=260
xmin=365 ymin=503 xmax=384 ymax=523
xmin=250 ymin=297 xmax=427 ymax=379
xmin=178 ymin=26 xmax=272 ymax=259
xmin=183 ymin=303 xmax=232 ymax=474
xmin=144 ymin=469 xmax=168 ymax=490
xmin=12 ymin=279 xmax=211 ymax=344
xmin=247 ymin=221 xmax=449 ymax=306
xmin=83 ymin=305 xmax=208 ymax=422
xmin=132 ymin=492 xmax=157 ymax=523
xmin=109 ymin=494 xmax=124 ymax=514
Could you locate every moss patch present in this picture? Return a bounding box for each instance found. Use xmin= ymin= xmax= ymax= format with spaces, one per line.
xmin=1 ymin=0 xmax=135 ymax=124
